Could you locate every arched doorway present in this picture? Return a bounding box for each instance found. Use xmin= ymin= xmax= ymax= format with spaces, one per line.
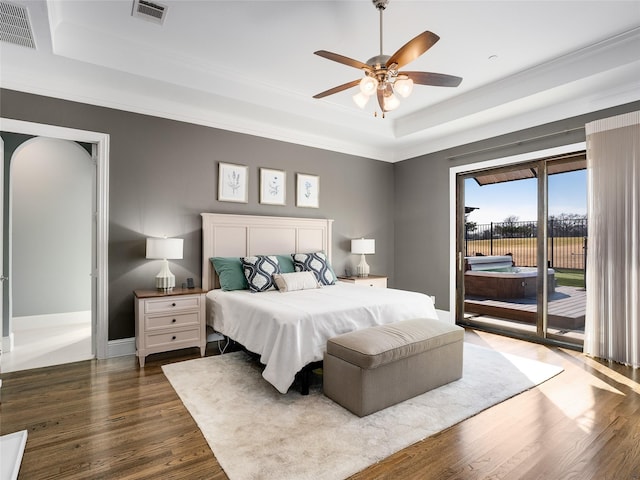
xmin=3 ymin=137 xmax=93 ymax=371
xmin=1 ymin=118 xmax=109 ymax=369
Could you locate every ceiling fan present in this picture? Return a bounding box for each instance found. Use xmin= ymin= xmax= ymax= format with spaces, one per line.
xmin=313 ymin=0 xmax=462 ymax=116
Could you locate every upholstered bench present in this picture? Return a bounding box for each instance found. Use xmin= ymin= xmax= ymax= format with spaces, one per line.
xmin=323 ymin=318 xmax=464 ymax=417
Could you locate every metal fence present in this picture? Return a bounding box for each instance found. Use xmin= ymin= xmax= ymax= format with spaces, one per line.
xmin=464 ymin=218 xmax=587 ymax=270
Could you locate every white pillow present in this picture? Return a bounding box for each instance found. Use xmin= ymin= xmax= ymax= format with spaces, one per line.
xmin=273 ymin=271 xmax=320 ymax=292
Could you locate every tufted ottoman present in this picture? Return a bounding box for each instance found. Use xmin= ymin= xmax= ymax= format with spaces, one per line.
xmin=323 ymin=317 xmax=464 ymax=417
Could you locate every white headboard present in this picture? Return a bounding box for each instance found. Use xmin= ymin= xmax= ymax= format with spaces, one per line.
xmin=201 ymin=213 xmax=334 ymax=291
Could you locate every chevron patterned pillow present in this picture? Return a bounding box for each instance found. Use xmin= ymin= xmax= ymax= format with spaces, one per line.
xmin=292 ymin=252 xmax=337 ymax=286
xmin=241 ymin=255 xmax=281 ymax=292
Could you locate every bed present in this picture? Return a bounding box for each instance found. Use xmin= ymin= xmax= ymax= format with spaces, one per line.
xmin=201 ymin=213 xmax=438 ymax=394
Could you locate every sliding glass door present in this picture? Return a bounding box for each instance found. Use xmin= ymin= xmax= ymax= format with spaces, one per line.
xmin=456 ymin=152 xmax=586 ymax=347
xmin=546 ymin=158 xmax=587 ymax=343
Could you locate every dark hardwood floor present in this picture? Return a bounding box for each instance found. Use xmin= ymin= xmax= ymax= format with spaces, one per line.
xmin=1 ymin=330 xmax=638 ymax=480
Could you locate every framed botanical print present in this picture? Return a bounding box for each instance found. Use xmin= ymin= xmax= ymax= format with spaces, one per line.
xmin=296 ymin=173 xmax=319 ymax=208
xmin=260 ymin=168 xmax=286 ymax=205
xmin=218 ymin=162 xmax=248 ymax=203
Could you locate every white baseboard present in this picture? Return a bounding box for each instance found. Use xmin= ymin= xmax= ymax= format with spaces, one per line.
xmin=12 ymin=312 xmax=91 ymax=331
xmin=107 ymin=337 xmax=136 ymax=358
xmin=2 ymin=333 xmax=14 ymax=353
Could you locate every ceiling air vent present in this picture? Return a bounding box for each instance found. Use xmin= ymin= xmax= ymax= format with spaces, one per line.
xmin=132 ymin=0 xmax=168 ymax=25
xmin=0 ymin=1 xmax=36 ymax=49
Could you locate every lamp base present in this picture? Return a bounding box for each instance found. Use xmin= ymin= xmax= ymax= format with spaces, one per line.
xmin=155 ymin=259 xmax=176 ymax=291
xmin=356 ymin=254 xmax=370 ymax=277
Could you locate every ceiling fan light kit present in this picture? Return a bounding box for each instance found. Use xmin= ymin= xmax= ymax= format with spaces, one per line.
xmin=313 ymin=0 xmax=462 ymax=117
xmin=394 ymin=77 xmax=414 ymax=98
xmin=352 ymin=91 xmax=370 ymax=109
xmin=383 ymin=92 xmax=400 ymax=111
xmin=359 ymin=76 xmax=379 ymax=96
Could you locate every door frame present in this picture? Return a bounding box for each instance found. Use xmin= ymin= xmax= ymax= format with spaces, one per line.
xmin=0 ymin=118 xmax=109 ymax=359
xmin=0 ymin=136 xmax=4 ymax=355
xmin=448 ymin=142 xmax=585 ymax=321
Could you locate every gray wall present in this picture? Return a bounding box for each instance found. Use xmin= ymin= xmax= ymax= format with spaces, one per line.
xmin=0 ymin=88 xmax=394 ymax=340
xmin=11 ymin=137 xmax=92 ymax=316
xmin=393 ymin=101 xmax=640 ymax=311
xmin=3 ymin=87 xmax=637 ymax=340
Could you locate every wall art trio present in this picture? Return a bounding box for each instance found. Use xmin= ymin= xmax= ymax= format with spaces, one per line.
xmin=217 ymin=162 xmax=319 ymax=208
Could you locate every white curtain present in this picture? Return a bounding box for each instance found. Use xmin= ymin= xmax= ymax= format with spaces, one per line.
xmin=584 ymin=111 xmax=640 ymax=368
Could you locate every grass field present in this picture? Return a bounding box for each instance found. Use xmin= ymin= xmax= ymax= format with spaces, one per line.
xmin=553 ymin=268 xmax=586 ymax=288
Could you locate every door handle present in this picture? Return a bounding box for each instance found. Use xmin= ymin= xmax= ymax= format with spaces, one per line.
xmin=0 ymin=275 xmax=8 ymax=282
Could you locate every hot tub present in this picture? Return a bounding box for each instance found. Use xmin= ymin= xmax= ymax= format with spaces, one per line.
xmin=464 ymin=256 xmax=555 ymax=299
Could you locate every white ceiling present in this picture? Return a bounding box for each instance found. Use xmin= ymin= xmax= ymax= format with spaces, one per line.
xmin=1 ymin=0 xmax=639 ymax=162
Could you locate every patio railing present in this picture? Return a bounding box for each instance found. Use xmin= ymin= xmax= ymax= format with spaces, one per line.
xmin=464 ymin=218 xmax=587 ymax=270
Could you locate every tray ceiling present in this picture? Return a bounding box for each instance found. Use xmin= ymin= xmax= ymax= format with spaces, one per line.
xmin=1 ymin=1 xmax=639 ymax=162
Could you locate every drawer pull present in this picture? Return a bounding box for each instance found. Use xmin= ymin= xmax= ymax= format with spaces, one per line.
xmin=172 ymin=318 xmax=176 ymax=323
xmin=171 ymin=302 xmax=176 ymax=307
xmin=172 ymin=335 xmax=177 ymax=341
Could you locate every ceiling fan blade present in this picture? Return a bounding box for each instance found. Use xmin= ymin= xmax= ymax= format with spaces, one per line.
xmin=401 ymin=71 xmax=463 ymax=87
xmin=313 ymin=79 xmax=361 ymax=99
xmin=314 ymin=50 xmax=372 ymax=71
xmin=386 ymin=31 xmax=440 ymax=69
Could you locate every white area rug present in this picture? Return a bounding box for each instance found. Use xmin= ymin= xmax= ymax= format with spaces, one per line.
xmin=162 ymin=343 xmax=562 ymax=480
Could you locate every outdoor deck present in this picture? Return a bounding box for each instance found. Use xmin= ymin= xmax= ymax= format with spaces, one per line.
xmin=464 ymin=285 xmax=586 ymax=330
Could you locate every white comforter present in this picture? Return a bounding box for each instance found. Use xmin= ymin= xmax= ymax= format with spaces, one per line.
xmin=206 ymin=283 xmax=438 ymax=393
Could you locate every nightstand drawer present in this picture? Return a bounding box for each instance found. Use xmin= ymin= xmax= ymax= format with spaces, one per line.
xmin=361 ymin=277 xmax=387 ymax=288
xmin=145 ymin=327 xmax=200 ymax=348
xmin=338 ymin=275 xmax=387 ymax=288
xmin=145 ymin=312 xmax=199 ymax=330
xmin=145 ymin=296 xmax=200 ymax=314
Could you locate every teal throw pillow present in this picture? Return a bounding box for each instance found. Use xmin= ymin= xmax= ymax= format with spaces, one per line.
xmin=210 ymin=257 xmax=248 ymax=291
xmin=276 ymin=254 xmax=295 ymax=273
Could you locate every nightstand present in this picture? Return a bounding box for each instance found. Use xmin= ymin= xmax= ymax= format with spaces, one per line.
xmin=338 ymin=274 xmax=388 ymax=288
xmin=134 ymin=288 xmax=206 ymax=367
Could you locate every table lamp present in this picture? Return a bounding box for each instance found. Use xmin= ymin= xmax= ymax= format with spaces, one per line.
xmin=146 ymin=237 xmax=183 ymax=290
xmin=351 ymin=238 xmax=375 ymax=277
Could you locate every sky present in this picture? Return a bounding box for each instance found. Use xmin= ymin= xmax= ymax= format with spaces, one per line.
xmin=465 ymin=170 xmax=587 ymax=225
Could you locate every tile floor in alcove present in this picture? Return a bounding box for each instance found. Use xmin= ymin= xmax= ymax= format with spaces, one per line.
xmin=2 ymin=311 xmax=92 ymax=373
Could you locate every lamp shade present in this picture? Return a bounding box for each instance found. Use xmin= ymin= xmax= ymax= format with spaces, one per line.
xmin=146 ymin=237 xmax=183 ymax=260
xmin=382 ymin=92 xmax=400 ymax=111
xmin=394 ymin=77 xmax=414 ymax=98
xmin=359 ymin=76 xmax=378 ymax=96
xmin=352 ymin=91 xmax=370 ymax=109
xmin=351 ymin=238 xmax=375 ymax=255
